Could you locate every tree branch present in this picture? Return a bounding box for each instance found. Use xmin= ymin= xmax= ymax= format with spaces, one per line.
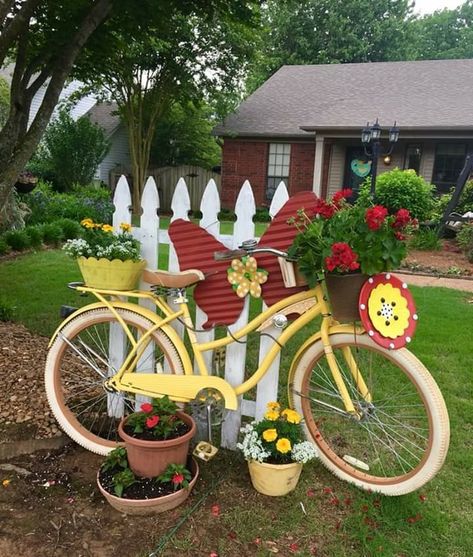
xmin=0 ymin=0 xmax=41 ymax=68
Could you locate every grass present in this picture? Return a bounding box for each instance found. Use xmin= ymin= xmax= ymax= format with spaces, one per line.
xmin=1 ymin=251 xmax=473 ymax=555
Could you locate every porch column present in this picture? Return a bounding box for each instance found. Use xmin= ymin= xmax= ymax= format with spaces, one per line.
xmin=312 ymin=135 xmax=325 ymax=196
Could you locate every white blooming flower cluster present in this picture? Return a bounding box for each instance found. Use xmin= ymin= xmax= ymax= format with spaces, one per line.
xmin=63 ymin=238 xmax=93 ymax=258
xmin=236 ymin=422 xmax=271 ymax=463
xmin=95 ymin=241 xmax=140 ymax=260
xmin=291 ymin=441 xmax=318 ymax=464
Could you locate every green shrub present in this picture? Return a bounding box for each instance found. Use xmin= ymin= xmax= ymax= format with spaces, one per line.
xmin=457 ymin=223 xmax=473 ymax=262
xmin=40 ymin=222 xmax=64 ymax=246
xmin=359 ymin=168 xmax=436 ymax=222
xmin=408 ymin=227 xmax=442 ymax=251
xmin=56 ymin=218 xmax=82 ymax=240
xmin=23 ymin=181 xmax=113 ymax=225
xmin=0 ymin=297 xmax=14 ymax=321
xmin=254 ymin=207 xmax=271 ymax=222
xmin=4 ymin=229 xmax=31 ymax=251
xmin=25 ymin=226 xmax=44 ymax=248
xmin=0 ymin=236 xmax=8 ymax=255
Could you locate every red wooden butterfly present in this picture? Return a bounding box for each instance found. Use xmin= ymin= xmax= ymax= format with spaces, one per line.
xmin=168 ymin=191 xmax=321 ymax=329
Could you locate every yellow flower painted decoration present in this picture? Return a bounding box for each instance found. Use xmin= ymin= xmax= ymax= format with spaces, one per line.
xmin=367 ymin=283 xmax=410 ymax=339
xmin=262 ymin=428 xmax=278 ymax=442
xmin=276 ymin=438 xmax=291 ymax=454
xmin=227 ymin=256 xmax=268 ymax=298
xmin=281 ymin=409 xmax=302 ymax=424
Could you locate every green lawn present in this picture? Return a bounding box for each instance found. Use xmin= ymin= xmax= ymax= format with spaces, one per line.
xmin=1 ymin=251 xmax=472 ymax=555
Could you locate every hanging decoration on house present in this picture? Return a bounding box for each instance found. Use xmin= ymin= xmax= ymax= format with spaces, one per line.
xmin=351 ymin=159 xmax=372 ymax=177
xmin=227 ymin=256 xmax=268 ymax=298
xmin=168 ymin=191 xmax=319 ymax=328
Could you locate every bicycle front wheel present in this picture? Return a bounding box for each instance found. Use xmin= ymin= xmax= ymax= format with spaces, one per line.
xmin=45 ymin=307 xmax=184 ymax=455
xmin=291 ymin=333 xmax=449 ymax=495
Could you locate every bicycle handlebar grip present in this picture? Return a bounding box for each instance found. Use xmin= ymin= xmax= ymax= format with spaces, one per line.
xmin=214 ymin=249 xmax=246 ymax=261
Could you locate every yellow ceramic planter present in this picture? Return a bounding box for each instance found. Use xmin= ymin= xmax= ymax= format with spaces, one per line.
xmin=77 ymin=257 xmax=147 ymax=290
xmin=248 ymin=460 xmax=302 ymax=496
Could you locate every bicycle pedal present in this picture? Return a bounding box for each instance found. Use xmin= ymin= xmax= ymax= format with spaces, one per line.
xmin=193 ymin=441 xmax=218 ymax=462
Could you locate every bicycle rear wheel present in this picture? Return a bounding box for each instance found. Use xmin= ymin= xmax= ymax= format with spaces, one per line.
xmin=45 ymin=307 xmax=184 ymax=455
xmin=291 ymin=333 xmax=449 ymax=495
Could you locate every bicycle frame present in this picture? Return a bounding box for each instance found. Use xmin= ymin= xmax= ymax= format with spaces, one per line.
xmin=54 ymin=282 xmax=372 ymax=414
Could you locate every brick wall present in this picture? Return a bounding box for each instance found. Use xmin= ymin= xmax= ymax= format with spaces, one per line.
xmin=221 ymin=139 xmax=269 ymax=208
xmin=288 ymin=143 xmax=315 ymax=195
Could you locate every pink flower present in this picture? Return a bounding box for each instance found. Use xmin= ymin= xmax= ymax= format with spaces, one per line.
xmin=172 ymin=473 xmax=184 ymax=486
xmin=145 ymin=415 xmax=160 ymax=428
xmin=140 ymin=402 xmax=153 ymax=413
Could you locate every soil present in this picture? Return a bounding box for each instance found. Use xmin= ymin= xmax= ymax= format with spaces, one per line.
xmin=403 ymin=239 xmax=473 ymax=276
xmin=1 ymin=243 xmax=472 ymax=556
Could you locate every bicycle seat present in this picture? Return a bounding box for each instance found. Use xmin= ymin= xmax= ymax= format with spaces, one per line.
xmin=143 ymin=268 xmax=205 ymax=288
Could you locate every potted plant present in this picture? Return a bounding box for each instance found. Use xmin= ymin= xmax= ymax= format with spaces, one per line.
xmin=97 ymin=446 xmax=199 ymax=515
xmin=237 ymin=401 xmax=317 ymax=496
xmin=118 ymin=396 xmax=196 ymax=478
xmin=62 ymin=218 xmax=146 ymax=290
xmin=286 ymin=190 xmax=417 ymax=321
xmin=15 ymin=171 xmax=38 ymax=194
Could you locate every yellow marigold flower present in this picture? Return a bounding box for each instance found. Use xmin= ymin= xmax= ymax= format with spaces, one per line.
xmin=264 ymin=410 xmax=279 ymax=421
xmin=276 ymin=438 xmax=291 ymax=454
xmin=282 ymin=408 xmax=301 ymax=424
xmin=266 ymin=401 xmax=280 ymax=412
xmin=101 ymin=224 xmax=114 ymax=233
xmin=120 ymin=222 xmax=132 ymax=232
xmin=262 ymin=428 xmax=278 ymax=442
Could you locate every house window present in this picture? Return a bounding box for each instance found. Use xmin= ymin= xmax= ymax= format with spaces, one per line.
xmin=432 ymin=143 xmax=467 ymax=192
xmin=404 ymin=144 xmax=422 ymax=174
xmin=267 ymin=143 xmax=291 ymax=202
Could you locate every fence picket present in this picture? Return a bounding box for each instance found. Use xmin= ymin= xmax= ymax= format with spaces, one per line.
xmin=194 ymin=179 xmax=220 ymax=373
xmin=221 ymin=180 xmax=256 ymax=448
xmin=255 ymin=181 xmax=289 ymax=419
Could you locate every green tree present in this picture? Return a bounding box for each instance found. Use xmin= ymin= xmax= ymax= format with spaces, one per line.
xmin=0 ymin=76 xmax=10 ymax=128
xmin=412 ymin=1 xmax=473 ymax=60
xmin=30 ymin=109 xmax=110 ymax=191
xmin=75 ymin=2 xmax=260 ymax=210
xmin=151 ymin=101 xmax=221 ymax=169
xmin=247 ymin=0 xmax=415 ymax=91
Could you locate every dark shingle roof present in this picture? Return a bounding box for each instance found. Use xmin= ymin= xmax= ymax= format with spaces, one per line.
xmin=86 ymin=102 xmax=120 ymax=136
xmin=215 ymin=59 xmax=473 ymax=137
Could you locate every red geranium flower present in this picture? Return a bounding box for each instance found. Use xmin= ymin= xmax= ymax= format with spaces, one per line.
xmin=332 ymin=188 xmax=353 ymax=207
xmin=365 ymin=205 xmax=388 ymax=230
xmin=172 ymin=472 xmax=184 ymax=486
xmin=314 ymin=198 xmax=336 ymax=219
xmin=325 ymin=242 xmax=360 ymax=273
xmin=393 ymin=208 xmax=411 ymax=229
xmin=145 ymin=415 xmax=160 ymax=428
xmin=140 ymin=402 xmax=153 ymax=413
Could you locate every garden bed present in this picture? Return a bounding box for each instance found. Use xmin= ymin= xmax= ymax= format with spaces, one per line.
xmin=403 ymin=239 xmax=473 ymax=276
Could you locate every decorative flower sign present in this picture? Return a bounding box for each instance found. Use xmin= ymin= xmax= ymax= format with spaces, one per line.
xmin=359 ymin=273 xmax=418 ymax=349
xmin=227 ymin=256 xmax=268 ymax=298
xmin=351 ymin=159 xmax=372 ymax=177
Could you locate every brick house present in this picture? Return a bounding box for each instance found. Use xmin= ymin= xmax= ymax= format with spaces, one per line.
xmin=214 ymin=59 xmax=473 ymax=207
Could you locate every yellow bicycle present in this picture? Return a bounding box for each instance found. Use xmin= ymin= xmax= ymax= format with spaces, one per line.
xmin=45 ymin=244 xmax=449 ymax=495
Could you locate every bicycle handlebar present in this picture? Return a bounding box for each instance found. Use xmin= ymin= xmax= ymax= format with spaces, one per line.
xmin=214 ymin=243 xmax=289 ymax=261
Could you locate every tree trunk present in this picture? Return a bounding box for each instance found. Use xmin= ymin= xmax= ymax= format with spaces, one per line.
xmin=0 ymin=0 xmax=113 ymax=225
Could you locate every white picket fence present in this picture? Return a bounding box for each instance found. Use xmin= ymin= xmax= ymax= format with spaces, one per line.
xmin=112 ymin=175 xmax=290 ymax=449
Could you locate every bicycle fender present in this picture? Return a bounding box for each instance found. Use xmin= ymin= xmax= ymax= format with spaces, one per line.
xmin=287 ymin=324 xmax=365 ymax=407
xmin=48 ymin=301 xmax=193 ymax=373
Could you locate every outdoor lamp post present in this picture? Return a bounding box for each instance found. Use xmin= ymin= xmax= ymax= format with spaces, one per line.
xmin=361 ymin=119 xmax=400 ymax=196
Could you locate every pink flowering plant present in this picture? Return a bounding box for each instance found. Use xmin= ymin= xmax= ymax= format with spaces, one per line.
xmin=158 ymin=463 xmax=192 ymax=491
xmin=287 ymin=190 xmax=417 ymax=286
xmin=125 ymin=396 xmax=185 ymax=440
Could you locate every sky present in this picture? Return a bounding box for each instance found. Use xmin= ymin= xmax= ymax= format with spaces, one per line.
xmin=413 ymin=0 xmax=465 ymax=14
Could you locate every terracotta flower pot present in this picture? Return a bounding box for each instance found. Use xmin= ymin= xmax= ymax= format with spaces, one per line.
xmin=77 ymin=257 xmax=147 ymax=290
xmin=248 ymin=460 xmax=303 ymax=496
xmin=97 ymin=457 xmax=199 ymax=515
xmin=325 ymin=272 xmax=369 ymax=322
xmin=118 ymin=411 xmax=196 ymax=478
